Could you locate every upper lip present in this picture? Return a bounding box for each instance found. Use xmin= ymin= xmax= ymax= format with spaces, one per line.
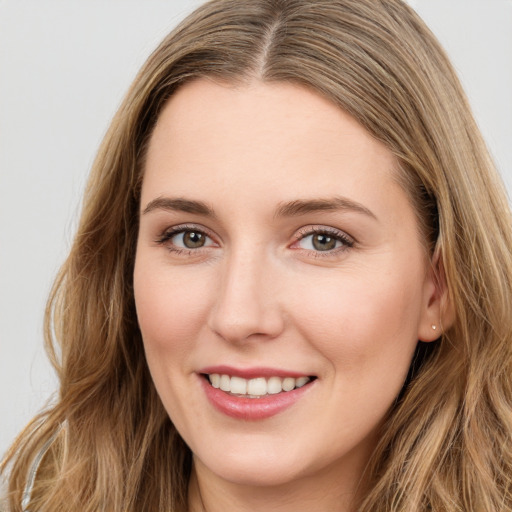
xmin=198 ymin=365 xmax=314 ymax=380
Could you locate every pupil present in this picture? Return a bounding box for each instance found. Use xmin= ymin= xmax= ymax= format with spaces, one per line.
xmin=183 ymin=231 xmax=205 ymax=248
xmin=313 ymin=234 xmax=336 ymax=251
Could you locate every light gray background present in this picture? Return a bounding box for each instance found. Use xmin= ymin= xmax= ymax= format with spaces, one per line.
xmin=1 ymin=1 xmax=511 ymax=458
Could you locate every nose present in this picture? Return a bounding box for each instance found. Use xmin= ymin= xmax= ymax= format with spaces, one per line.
xmin=207 ymin=250 xmax=285 ymax=344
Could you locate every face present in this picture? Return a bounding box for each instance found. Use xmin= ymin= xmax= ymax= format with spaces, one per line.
xmin=134 ymin=79 xmax=440 ymax=493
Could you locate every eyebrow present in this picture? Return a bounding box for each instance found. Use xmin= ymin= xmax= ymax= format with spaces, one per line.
xmin=142 ymin=197 xmax=216 ymax=217
xmin=142 ymin=195 xmax=377 ymax=221
xmin=274 ymin=197 xmax=377 ymax=221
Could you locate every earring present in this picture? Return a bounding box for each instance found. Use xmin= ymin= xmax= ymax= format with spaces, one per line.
xmin=431 ymin=325 xmax=437 ymax=331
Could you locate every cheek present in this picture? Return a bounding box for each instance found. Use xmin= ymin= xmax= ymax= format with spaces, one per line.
xmin=133 ymin=257 xmax=213 ymax=428
xmin=292 ymin=265 xmax=424 ymax=375
xmin=133 ymin=257 xmax=209 ymax=357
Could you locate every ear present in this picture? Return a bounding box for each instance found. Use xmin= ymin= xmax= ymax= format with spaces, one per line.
xmin=417 ymin=250 xmax=455 ymax=342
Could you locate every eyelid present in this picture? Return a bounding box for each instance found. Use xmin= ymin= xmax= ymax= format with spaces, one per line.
xmin=294 ymin=224 xmax=353 ymax=239
xmin=291 ymin=225 xmax=355 ymax=254
xmin=155 ymin=223 xmax=219 ymax=249
xmin=154 ymin=223 xmax=354 ymax=257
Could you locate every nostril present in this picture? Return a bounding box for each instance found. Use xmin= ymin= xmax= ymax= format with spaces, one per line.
xmin=207 ymin=276 xmax=285 ymax=343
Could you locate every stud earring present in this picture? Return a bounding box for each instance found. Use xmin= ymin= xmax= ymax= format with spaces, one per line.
xmin=431 ymin=325 xmax=437 ymax=331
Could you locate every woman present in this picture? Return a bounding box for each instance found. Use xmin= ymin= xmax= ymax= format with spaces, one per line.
xmin=2 ymin=0 xmax=512 ymax=510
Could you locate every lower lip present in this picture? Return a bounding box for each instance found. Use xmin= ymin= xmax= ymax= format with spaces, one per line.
xmin=200 ymin=376 xmax=314 ymax=420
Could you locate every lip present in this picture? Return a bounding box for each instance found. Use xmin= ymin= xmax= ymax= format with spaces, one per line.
xmin=199 ymin=365 xmax=311 ymax=380
xmin=198 ymin=367 xmax=316 ymax=421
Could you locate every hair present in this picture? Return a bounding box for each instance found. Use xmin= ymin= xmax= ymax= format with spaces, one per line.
xmin=2 ymin=0 xmax=512 ymax=510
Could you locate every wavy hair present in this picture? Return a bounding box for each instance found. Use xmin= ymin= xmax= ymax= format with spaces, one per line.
xmin=3 ymin=1 xmax=512 ymax=510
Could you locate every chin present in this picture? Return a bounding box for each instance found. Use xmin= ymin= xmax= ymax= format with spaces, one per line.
xmin=194 ymin=446 xmax=311 ymax=488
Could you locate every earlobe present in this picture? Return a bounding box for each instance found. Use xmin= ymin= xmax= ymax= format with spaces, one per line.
xmin=418 ymin=250 xmax=455 ymax=342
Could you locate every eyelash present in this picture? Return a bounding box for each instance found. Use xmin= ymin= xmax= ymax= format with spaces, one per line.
xmin=292 ymin=226 xmax=354 ymax=257
xmin=155 ymin=224 xmax=354 ymax=257
xmin=155 ymin=224 xmax=216 ymax=255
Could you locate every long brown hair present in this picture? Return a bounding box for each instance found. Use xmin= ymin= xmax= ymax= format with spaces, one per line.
xmin=3 ymin=1 xmax=512 ymax=510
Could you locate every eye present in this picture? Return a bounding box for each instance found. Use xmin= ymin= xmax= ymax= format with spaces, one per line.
xmin=293 ymin=227 xmax=354 ymax=254
xmin=174 ymin=230 xmax=209 ymax=249
xmin=156 ymin=225 xmax=216 ymax=252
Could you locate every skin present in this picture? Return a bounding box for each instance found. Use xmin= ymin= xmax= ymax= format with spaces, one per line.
xmin=134 ymin=79 xmax=444 ymax=512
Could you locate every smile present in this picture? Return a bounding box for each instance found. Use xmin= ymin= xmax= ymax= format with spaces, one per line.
xmin=200 ymin=369 xmax=317 ymax=420
xmin=207 ymin=374 xmax=312 ymax=397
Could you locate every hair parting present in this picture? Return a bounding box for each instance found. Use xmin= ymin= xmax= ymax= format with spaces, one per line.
xmin=2 ymin=1 xmax=512 ymax=511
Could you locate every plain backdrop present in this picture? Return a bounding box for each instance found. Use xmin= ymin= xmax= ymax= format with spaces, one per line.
xmin=1 ymin=0 xmax=511 ymax=458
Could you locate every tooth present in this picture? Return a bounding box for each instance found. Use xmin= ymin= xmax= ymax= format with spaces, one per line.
xmin=247 ymin=377 xmax=267 ymax=396
xmin=267 ymin=376 xmax=283 ymax=394
xmin=220 ymin=374 xmax=231 ymax=392
xmin=282 ymin=377 xmax=295 ymax=392
xmin=230 ymin=376 xmax=247 ymax=395
xmin=295 ymin=377 xmax=310 ymax=388
xmin=212 ymin=373 xmax=311 ymax=395
xmin=210 ymin=374 xmax=220 ymax=388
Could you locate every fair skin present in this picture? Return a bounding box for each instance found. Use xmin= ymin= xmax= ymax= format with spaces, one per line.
xmin=134 ymin=79 xmax=443 ymax=512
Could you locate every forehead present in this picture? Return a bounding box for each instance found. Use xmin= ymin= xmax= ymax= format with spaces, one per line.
xmin=143 ymin=79 xmax=399 ymax=202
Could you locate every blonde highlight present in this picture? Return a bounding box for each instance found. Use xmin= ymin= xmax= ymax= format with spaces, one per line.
xmin=3 ymin=1 xmax=512 ymax=510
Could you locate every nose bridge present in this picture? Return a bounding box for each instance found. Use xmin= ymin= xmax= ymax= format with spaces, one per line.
xmin=208 ymin=245 xmax=283 ymax=343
